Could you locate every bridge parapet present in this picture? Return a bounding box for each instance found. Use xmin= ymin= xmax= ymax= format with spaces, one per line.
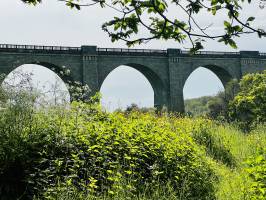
xmin=0 ymin=44 xmax=265 ymax=58
xmin=81 ymin=45 xmax=97 ymax=54
xmin=167 ymin=48 xmax=181 ymax=56
xmin=97 ymin=48 xmax=167 ymax=56
xmin=240 ymin=51 xmax=259 ymax=57
xmin=0 ymin=44 xmax=81 ymax=54
xmin=97 ymin=48 xmax=246 ymax=57
xmin=97 ymin=47 xmax=243 ymax=57
xmin=181 ymin=50 xmax=240 ymax=56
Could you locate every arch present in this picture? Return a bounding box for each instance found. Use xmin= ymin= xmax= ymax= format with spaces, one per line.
xmin=183 ymin=65 xmax=234 ymax=90
xmin=0 ymin=61 xmax=77 ymax=101
xmin=1 ymin=61 xmax=74 ymax=85
xmin=27 ymin=61 xmax=74 ymax=84
xmin=180 ymin=65 xmax=234 ymax=113
xmin=100 ymin=66 xmax=154 ymax=110
xmin=199 ymin=65 xmax=233 ymax=87
xmin=99 ymin=63 xmax=168 ymax=109
xmin=183 ymin=67 xmax=225 ymax=99
xmin=2 ymin=64 xmax=71 ymax=105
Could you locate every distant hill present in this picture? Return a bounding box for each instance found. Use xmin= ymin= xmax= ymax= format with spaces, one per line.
xmin=184 ymin=95 xmax=220 ymax=117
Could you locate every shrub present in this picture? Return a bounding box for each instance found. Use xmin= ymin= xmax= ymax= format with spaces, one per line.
xmin=229 ymin=70 xmax=266 ymax=131
xmin=246 ymin=148 xmax=266 ymax=199
xmin=0 ymin=102 xmax=217 ymax=199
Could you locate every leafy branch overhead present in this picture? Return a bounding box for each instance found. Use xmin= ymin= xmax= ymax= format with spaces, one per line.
xmin=21 ymin=0 xmax=266 ymax=52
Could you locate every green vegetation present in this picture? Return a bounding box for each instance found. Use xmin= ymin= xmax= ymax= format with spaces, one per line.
xmin=185 ymin=95 xmax=216 ymax=117
xmin=185 ymin=71 xmax=266 ymax=132
xmin=0 ymin=99 xmax=265 ymax=199
xmin=185 ymin=92 xmax=230 ymax=119
xmin=229 ymin=71 xmax=266 ymax=131
xmin=185 ymin=78 xmax=239 ymax=119
xmin=0 ymin=101 xmax=217 ymax=199
xmin=0 ymin=71 xmax=265 ymax=199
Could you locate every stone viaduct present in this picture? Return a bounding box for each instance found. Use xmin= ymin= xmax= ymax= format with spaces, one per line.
xmin=0 ymin=44 xmax=265 ymax=112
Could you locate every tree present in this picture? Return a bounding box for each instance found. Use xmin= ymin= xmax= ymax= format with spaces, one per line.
xmin=229 ymin=70 xmax=266 ymax=131
xmin=20 ymin=0 xmax=265 ymax=52
xmin=184 ymin=79 xmax=239 ymax=119
xmin=207 ymin=79 xmax=239 ymax=119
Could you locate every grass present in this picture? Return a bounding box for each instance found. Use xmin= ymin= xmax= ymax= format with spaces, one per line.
xmin=209 ymin=123 xmax=266 ymax=200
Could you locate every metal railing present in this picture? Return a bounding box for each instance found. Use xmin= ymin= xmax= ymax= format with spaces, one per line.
xmin=97 ymin=48 xmax=242 ymax=56
xmin=0 ymin=44 xmax=81 ymax=52
xmin=0 ymin=44 xmax=265 ymax=56
xmin=97 ymin=48 xmax=167 ymax=54
xmin=181 ymin=50 xmax=240 ymax=55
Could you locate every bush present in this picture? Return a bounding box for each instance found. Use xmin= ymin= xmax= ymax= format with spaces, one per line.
xmin=0 ymin=101 xmax=217 ymax=199
xmin=246 ymin=148 xmax=266 ymax=199
xmin=229 ymin=70 xmax=266 ymax=131
xmin=184 ymin=79 xmax=239 ymax=119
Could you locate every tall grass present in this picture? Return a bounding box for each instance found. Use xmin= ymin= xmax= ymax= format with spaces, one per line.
xmin=206 ymin=123 xmax=266 ymax=200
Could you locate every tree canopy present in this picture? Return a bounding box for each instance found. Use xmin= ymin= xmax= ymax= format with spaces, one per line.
xmin=229 ymin=70 xmax=266 ymax=130
xmin=21 ymin=0 xmax=265 ymax=52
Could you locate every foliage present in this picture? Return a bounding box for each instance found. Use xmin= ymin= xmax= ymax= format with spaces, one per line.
xmin=207 ymin=124 xmax=266 ymax=200
xmin=55 ymin=66 xmax=91 ymax=102
xmin=184 ymin=94 xmax=228 ymax=118
xmin=1 ymin=88 xmax=266 ymax=199
xmin=229 ymin=70 xmax=266 ymax=131
xmin=246 ymin=148 xmax=266 ymax=199
xmin=20 ymin=0 xmax=266 ymax=51
xmin=189 ymin=119 xmax=236 ymax=167
xmin=185 ymin=71 xmax=266 ymax=133
xmin=207 ymin=93 xmax=226 ymax=119
xmin=0 ymin=97 xmax=217 ymax=199
xmin=208 ymin=79 xmax=239 ymax=119
xmin=185 ymin=79 xmax=239 ymax=119
xmin=123 ymin=103 xmax=153 ymax=112
xmin=34 ymin=180 xmax=188 ymax=200
xmin=184 ymin=96 xmax=211 ymax=116
xmin=21 ymin=0 xmax=41 ymax=5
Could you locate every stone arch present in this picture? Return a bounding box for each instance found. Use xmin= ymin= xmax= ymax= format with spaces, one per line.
xmin=26 ymin=62 xmax=74 ymax=84
xmin=202 ymin=65 xmax=234 ymax=87
xmin=183 ymin=64 xmax=234 ymax=90
xmin=99 ymin=63 xmax=168 ymax=109
xmin=1 ymin=62 xmax=73 ymax=103
xmin=1 ymin=61 xmax=74 ymax=85
xmin=179 ymin=64 xmax=234 ymax=113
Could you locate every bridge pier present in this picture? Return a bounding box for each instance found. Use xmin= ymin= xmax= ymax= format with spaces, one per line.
xmin=81 ymin=46 xmax=99 ymax=97
xmin=154 ymin=87 xmax=169 ymax=111
xmin=168 ymin=49 xmax=185 ymax=113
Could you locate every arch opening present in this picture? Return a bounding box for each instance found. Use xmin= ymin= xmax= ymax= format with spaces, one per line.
xmin=1 ymin=64 xmax=70 ymax=107
xmin=183 ymin=66 xmax=226 ymax=115
xmin=183 ymin=67 xmax=225 ymax=99
xmin=100 ymin=65 xmax=155 ymax=112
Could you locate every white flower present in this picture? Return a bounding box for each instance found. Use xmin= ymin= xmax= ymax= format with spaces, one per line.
xmin=65 ymin=69 xmax=71 ymax=75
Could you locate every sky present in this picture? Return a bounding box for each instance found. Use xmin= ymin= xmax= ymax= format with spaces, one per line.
xmin=1 ymin=0 xmax=266 ymax=110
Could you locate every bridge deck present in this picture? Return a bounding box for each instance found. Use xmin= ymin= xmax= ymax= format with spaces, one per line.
xmin=0 ymin=44 xmax=265 ymax=58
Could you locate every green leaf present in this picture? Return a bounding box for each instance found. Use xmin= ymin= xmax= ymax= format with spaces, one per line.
xmin=247 ymin=17 xmax=255 ymax=22
xmin=224 ymin=21 xmax=231 ymax=28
